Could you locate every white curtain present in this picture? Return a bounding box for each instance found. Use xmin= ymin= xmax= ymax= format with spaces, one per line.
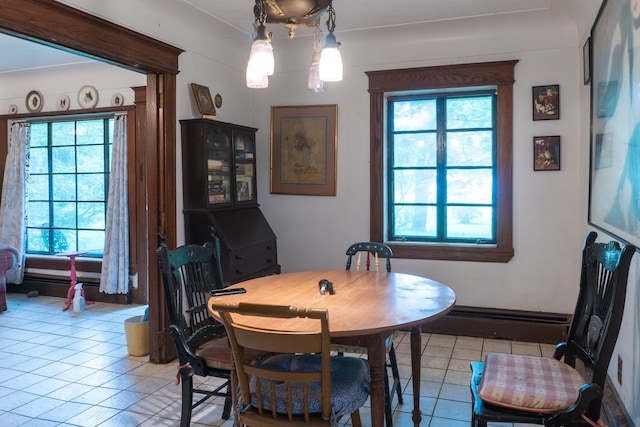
xmin=100 ymin=114 xmax=129 ymax=294
xmin=0 ymin=122 xmax=30 ymax=284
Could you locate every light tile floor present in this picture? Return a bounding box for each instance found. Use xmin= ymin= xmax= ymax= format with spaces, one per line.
xmin=0 ymin=293 xmax=556 ymax=426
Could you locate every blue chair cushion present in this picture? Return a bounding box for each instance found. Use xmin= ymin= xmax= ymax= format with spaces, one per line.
xmin=240 ymin=353 xmax=370 ymax=426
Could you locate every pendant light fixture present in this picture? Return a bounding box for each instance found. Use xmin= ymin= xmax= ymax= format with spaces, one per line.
xmin=318 ymin=4 xmax=343 ymax=82
xmin=245 ymin=0 xmax=342 ymax=89
xmin=308 ymin=24 xmax=328 ymax=92
xmin=246 ymin=0 xmax=273 ymax=88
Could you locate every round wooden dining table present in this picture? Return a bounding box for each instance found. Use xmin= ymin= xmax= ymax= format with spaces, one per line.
xmin=208 ymin=270 xmax=456 ymax=427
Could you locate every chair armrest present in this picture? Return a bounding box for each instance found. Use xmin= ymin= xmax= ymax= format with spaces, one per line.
xmin=168 ymin=324 xmax=207 ymax=374
xmin=553 ymin=342 xmax=567 ymax=360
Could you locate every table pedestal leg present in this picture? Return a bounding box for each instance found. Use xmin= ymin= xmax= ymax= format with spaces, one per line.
xmin=411 ymin=326 xmax=422 ymax=427
xmin=367 ymin=333 xmax=386 ymax=427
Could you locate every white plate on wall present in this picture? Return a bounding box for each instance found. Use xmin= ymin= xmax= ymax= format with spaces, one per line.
xmin=56 ymin=95 xmax=70 ymax=111
xmin=78 ymin=85 xmax=99 ymax=109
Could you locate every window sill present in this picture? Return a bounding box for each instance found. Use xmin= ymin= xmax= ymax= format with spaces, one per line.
xmin=387 ymin=242 xmax=514 ymax=263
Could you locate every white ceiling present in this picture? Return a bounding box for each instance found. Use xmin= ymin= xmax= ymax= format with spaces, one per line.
xmin=0 ymin=0 xmax=596 ymax=74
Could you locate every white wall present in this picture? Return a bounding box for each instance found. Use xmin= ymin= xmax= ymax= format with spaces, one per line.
xmin=7 ymin=0 xmax=640 ymax=423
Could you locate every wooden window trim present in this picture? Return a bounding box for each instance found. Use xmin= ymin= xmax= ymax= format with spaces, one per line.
xmin=366 ymin=61 xmax=517 ymax=262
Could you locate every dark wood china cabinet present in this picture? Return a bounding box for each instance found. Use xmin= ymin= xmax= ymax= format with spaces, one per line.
xmin=180 ymin=119 xmax=280 ymax=284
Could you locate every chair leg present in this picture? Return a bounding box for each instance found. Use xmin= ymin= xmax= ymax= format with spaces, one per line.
xmin=384 ymin=365 xmax=394 ymax=427
xmin=222 ymin=382 xmax=232 ymax=420
xmin=388 ymin=343 xmax=403 ymax=404
xmin=180 ymin=373 xmax=194 ymax=427
xmin=351 ymin=409 xmax=363 ymax=427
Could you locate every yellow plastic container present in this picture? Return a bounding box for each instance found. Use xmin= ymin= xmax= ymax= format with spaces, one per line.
xmin=124 ymin=315 xmax=149 ymax=356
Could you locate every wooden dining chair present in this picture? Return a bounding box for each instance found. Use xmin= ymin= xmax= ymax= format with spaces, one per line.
xmin=334 ymin=241 xmax=402 ymax=426
xmin=470 ymin=231 xmax=636 ymax=427
xmin=209 ymin=301 xmax=370 ymax=427
xmin=157 ymin=233 xmax=233 ymax=426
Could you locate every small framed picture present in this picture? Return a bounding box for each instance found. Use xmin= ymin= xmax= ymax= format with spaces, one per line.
xmin=532 ymin=85 xmax=560 ymax=120
xmin=533 ymin=136 xmax=561 ymax=171
xmin=190 ymin=83 xmax=217 ymax=118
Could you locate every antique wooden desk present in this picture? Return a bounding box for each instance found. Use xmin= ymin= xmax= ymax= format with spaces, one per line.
xmin=208 ymin=270 xmax=456 ymax=427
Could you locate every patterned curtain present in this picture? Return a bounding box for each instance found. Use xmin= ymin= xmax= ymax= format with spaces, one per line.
xmin=100 ymin=114 xmax=129 ymax=294
xmin=0 ymin=122 xmax=30 ymax=284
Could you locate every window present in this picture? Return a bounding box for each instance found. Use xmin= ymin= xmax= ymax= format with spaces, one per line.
xmin=389 ymin=92 xmax=496 ymax=243
xmin=367 ymin=61 xmax=517 ymax=262
xmin=26 ymin=116 xmax=113 ymax=256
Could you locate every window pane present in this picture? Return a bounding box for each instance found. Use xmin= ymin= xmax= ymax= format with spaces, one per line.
xmin=447 ymin=96 xmax=493 ymax=129
xmin=77 ymin=174 xmax=105 ymax=201
xmin=53 ymin=229 xmax=74 ymax=252
xmin=394 ymin=205 xmax=437 ymax=237
xmin=52 ymin=146 xmax=75 ymax=173
xmin=447 ymin=206 xmax=493 ymax=239
xmin=447 ymin=131 xmax=493 ymax=167
xmin=53 ymin=202 xmax=76 ymax=228
xmin=393 ymin=133 xmax=437 ymax=167
xmin=52 ymin=174 xmax=76 ymax=201
xmin=394 ymin=169 xmax=436 ymax=204
xmin=447 ymin=169 xmax=493 ymax=204
xmin=78 ymin=202 xmax=105 ymax=229
xmin=28 ymin=175 xmax=49 ymax=200
xmin=76 ymin=120 xmax=105 ymax=145
xmin=51 ymin=122 xmax=75 ymax=146
xmin=30 ymin=123 xmax=48 ymax=147
xmin=393 ymin=99 xmax=437 ymax=131
xmin=77 ymin=145 xmax=104 ymax=172
xmin=78 ymin=230 xmax=105 ymax=253
xmin=30 ymin=147 xmax=49 ymax=174
xmin=27 ymin=202 xmax=49 ymax=227
xmin=26 ymin=228 xmax=48 ymax=253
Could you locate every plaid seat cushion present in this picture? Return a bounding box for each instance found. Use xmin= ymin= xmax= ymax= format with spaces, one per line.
xmin=478 ymin=353 xmax=585 ymax=413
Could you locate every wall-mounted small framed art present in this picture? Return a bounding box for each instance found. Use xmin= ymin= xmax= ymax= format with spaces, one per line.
xmin=532 ymin=84 xmax=560 ymax=120
xmin=190 ymin=83 xmax=217 ymax=118
xmin=533 ymin=135 xmax=561 ymax=171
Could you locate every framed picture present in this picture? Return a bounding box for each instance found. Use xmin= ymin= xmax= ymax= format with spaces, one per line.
xmin=532 ymin=85 xmax=560 ymax=120
xmin=583 ymin=37 xmax=592 ymax=85
xmin=270 ymin=104 xmax=337 ymax=196
xmin=533 ymin=136 xmax=561 ymax=171
xmin=588 ymin=0 xmax=640 ymax=248
xmin=190 ymin=83 xmax=217 ymax=117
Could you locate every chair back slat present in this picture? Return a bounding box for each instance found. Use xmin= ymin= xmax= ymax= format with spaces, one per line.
xmin=345 ymin=241 xmax=393 ymax=272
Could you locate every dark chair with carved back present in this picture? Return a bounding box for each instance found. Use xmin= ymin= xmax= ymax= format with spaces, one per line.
xmin=209 ymin=301 xmax=370 ymax=427
xmin=333 ymin=242 xmax=403 ymax=426
xmin=470 ymin=231 xmax=636 ymax=427
xmin=157 ymin=233 xmax=233 ymax=426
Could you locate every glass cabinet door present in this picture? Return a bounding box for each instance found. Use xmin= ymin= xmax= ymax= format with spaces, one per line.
xmin=234 ymin=130 xmax=256 ymax=204
xmin=206 ymin=126 xmax=232 ymax=206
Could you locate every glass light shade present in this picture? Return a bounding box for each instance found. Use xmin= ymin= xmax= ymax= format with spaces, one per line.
xmin=247 ymin=38 xmax=274 ymax=76
xmin=246 ymin=65 xmax=268 ymax=88
xmin=319 ymin=32 xmax=343 ymax=82
xmin=307 ymin=51 xmax=328 ymax=92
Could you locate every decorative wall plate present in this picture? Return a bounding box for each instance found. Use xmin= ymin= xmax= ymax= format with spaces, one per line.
xmin=56 ymin=95 xmax=70 ymax=111
xmin=110 ymin=93 xmax=124 ymax=106
xmin=8 ymin=105 xmax=18 ymax=114
xmin=26 ymin=90 xmax=44 ymax=113
xmin=78 ymin=85 xmax=99 ymax=109
xmin=214 ymin=93 xmax=223 ymax=108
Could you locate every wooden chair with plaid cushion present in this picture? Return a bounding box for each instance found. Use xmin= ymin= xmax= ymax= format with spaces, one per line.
xmin=470 ymin=231 xmax=636 ymax=427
